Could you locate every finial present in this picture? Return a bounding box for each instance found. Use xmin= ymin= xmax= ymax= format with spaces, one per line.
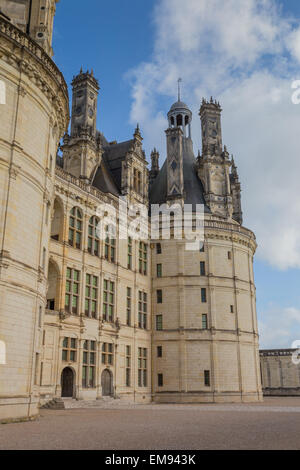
xmin=177 ymin=78 xmax=182 ymax=101
xmin=134 ymin=123 xmax=142 ymax=140
xmin=91 ymin=69 xmax=94 ymax=76
xmin=80 ymin=66 xmax=83 ymax=73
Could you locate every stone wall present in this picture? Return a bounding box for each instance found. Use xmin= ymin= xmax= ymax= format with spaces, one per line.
xmin=260 ymin=349 xmax=300 ymax=396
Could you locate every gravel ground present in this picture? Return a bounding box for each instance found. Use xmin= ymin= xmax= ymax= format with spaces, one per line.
xmin=0 ymin=397 xmax=300 ymax=450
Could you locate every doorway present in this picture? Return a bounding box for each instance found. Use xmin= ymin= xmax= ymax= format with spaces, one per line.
xmin=61 ymin=367 xmax=74 ymax=398
xmin=101 ymin=369 xmax=113 ymax=396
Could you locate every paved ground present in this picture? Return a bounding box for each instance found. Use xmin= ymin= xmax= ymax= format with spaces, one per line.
xmin=1 ymin=397 xmax=300 ymax=450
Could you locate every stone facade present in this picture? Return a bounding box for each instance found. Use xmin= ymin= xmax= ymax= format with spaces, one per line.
xmin=0 ymin=5 xmax=68 ymax=421
xmin=0 ymin=3 xmax=262 ymax=422
xmin=260 ymin=349 xmax=300 ymax=396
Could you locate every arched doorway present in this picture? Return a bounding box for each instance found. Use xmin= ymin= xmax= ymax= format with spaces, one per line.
xmin=61 ymin=367 xmax=74 ymax=398
xmin=101 ymin=369 xmax=113 ymax=396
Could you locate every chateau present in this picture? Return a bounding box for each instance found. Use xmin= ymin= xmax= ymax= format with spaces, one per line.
xmin=0 ymin=0 xmax=262 ymax=422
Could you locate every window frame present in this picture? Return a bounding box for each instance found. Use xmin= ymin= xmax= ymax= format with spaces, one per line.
xmin=82 ymin=340 xmax=96 ymax=388
xmin=85 ymin=274 xmax=98 ymax=318
xmin=138 ymin=291 xmax=147 ymax=329
xmin=68 ymin=207 xmax=83 ymax=250
xmin=65 ymin=268 xmax=80 ymax=315
xmin=88 ymin=216 xmax=100 ymax=256
xmin=62 ymin=337 xmax=77 ymax=362
xmin=103 ymin=280 xmax=115 ymax=322
xmin=138 ymin=347 xmax=147 ymax=387
xmin=102 ymin=342 xmax=114 ymax=365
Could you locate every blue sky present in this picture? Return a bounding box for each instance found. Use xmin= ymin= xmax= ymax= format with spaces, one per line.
xmin=53 ymin=0 xmax=300 ymax=349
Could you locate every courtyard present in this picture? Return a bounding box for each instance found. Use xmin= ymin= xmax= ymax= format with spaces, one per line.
xmin=0 ymin=397 xmax=299 ymax=450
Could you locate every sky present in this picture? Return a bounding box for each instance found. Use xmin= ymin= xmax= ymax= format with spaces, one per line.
xmin=53 ymin=0 xmax=300 ymax=349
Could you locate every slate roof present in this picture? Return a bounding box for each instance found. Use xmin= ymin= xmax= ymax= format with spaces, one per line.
xmin=92 ymin=157 xmax=120 ymax=196
xmin=149 ymin=137 xmax=210 ymax=213
xmin=102 ymin=140 xmax=134 ymax=191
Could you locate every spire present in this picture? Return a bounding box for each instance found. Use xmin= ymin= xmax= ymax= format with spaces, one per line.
xmin=177 ymin=78 xmax=182 ymax=101
xmin=134 ymin=123 xmax=143 ymax=147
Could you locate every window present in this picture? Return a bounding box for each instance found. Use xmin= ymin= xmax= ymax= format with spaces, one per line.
xmin=228 ymin=251 xmax=232 ymax=260
xmin=158 ymin=373 xmax=163 ymax=387
xmin=126 ymin=345 xmax=131 ymax=387
xmin=42 ymin=247 xmax=46 ymax=270
xmin=200 ymin=261 xmax=206 ymax=276
xmin=138 ymin=348 xmax=147 ymax=387
xmin=46 ymin=202 xmax=50 ymax=225
xmin=34 ymin=353 xmax=40 ymax=385
xmin=230 ymin=305 xmax=234 ymax=313
xmin=69 ymin=207 xmax=82 ymax=249
xmin=200 ymin=243 xmax=205 ymax=253
xmin=157 ymin=346 xmax=162 ymax=358
xmin=126 ymin=287 xmax=132 ymax=326
xmin=85 ymin=274 xmax=98 ymax=318
xmin=62 ymin=337 xmax=77 ymax=362
xmin=202 ymin=314 xmax=208 ymax=329
xmin=134 ymin=168 xmax=142 ymax=193
xmin=138 ymin=291 xmax=147 ymax=329
xmin=104 ymin=225 xmax=116 ymax=263
xmin=139 ymin=242 xmax=148 ymax=275
xmin=157 ymin=290 xmax=162 ymax=304
xmin=204 ymin=370 xmax=210 ymax=387
xmin=38 ymin=306 xmax=42 ymax=328
xmin=103 ymin=280 xmax=115 ymax=322
xmin=157 ymin=264 xmax=162 ymax=278
xmin=156 ymin=243 xmax=162 ymax=254
xmin=102 ymin=343 xmax=113 ymax=365
xmin=201 ymin=288 xmax=207 ymax=303
xmin=65 ymin=268 xmax=80 ymax=314
xmin=82 ymin=340 xmax=96 ymax=388
xmin=156 ymin=315 xmax=163 ymax=331
xmin=128 ymin=237 xmax=132 ymax=269
xmin=88 ymin=216 xmax=100 ymax=256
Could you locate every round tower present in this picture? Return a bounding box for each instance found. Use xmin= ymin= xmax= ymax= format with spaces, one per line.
xmin=150 ymin=95 xmax=263 ymax=403
xmin=0 ymin=9 xmax=69 ymax=421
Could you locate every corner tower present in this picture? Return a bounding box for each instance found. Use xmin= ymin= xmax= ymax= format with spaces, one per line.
xmin=150 ymin=92 xmax=262 ymax=404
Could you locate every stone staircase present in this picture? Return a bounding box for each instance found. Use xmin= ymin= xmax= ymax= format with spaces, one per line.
xmin=41 ymin=396 xmax=137 ymax=410
xmin=40 ymin=397 xmax=65 ymax=410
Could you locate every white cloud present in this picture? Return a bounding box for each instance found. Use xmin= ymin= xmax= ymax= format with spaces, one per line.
xmin=259 ymin=306 xmax=300 ymax=348
xmin=127 ymin=0 xmax=300 ymax=270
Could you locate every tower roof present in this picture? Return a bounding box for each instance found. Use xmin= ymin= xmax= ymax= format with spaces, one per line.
xmin=169 ymin=100 xmax=190 ymax=112
xmin=149 ymin=138 xmax=210 ymax=213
